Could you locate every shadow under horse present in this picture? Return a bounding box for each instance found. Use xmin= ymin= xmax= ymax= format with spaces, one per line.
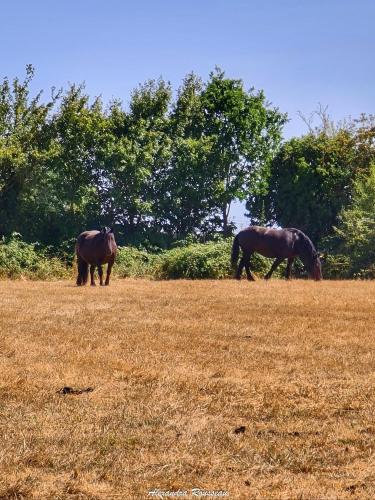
xmin=231 ymin=226 xmax=322 ymax=281
xmin=76 ymin=227 xmax=117 ymax=286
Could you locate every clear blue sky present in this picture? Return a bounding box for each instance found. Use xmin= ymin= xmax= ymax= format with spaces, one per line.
xmin=2 ymin=0 xmax=374 ymax=226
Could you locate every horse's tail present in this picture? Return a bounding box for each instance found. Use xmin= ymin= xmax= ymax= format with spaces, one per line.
xmin=231 ymin=234 xmax=240 ymax=269
xmin=76 ymin=255 xmax=88 ymax=286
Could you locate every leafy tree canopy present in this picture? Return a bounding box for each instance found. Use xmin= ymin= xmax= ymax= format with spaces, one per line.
xmin=248 ymin=112 xmax=375 ymax=243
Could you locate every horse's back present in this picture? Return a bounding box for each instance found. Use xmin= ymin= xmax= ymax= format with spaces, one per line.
xmin=76 ymin=231 xmax=98 ymax=252
xmin=77 ymin=230 xmax=100 ymax=242
xmin=76 ymin=230 xmax=116 ymax=265
xmin=237 ymin=226 xmax=297 ymax=258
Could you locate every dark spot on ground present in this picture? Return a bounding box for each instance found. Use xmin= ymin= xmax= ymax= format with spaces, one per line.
xmin=234 ymin=426 xmax=246 ymax=434
xmin=57 ymin=386 xmax=94 ymax=395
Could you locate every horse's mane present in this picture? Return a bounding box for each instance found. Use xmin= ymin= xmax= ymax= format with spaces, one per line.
xmin=286 ymin=228 xmax=317 ymax=257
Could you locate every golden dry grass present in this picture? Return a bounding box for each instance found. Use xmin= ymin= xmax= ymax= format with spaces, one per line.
xmin=1 ymin=278 xmax=375 ymax=499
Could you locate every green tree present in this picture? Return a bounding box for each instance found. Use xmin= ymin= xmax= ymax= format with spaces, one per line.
xmin=153 ymin=73 xmax=217 ymax=239
xmin=102 ymin=79 xmax=172 ymax=245
xmin=249 ymin=115 xmax=375 ymax=243
xmin=38 ymin=84 xmax=110 ymax=245
xmin=159 ymin=69 xmax=286 ymax=238
xmin=0 ymin=66 xmax=287 ymax=248
xmin=0 ymin=65 xmax=58 ymax=240
xmin=333 ymin=160 xmax=375 ymax=276
xmin=154 ymin=136 xmax=219 ymax=238
xmin=200 ymin=68 xmax=286 ymax=234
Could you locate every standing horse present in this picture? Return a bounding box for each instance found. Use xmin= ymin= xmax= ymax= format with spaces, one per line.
xmin=231 ymin=226 xmax=322 ymax=281
xmin=76 ymin=227 xmax=117 ymax=286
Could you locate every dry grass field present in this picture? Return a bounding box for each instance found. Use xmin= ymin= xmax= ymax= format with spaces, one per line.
xmin=1 ymin=278 xmax=375 ymax=499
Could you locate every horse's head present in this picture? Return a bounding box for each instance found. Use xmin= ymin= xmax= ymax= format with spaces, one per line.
xmin=310 ymin=251 xmax=323 ymax=281
xmin=100 ymin=227 xmax=116 ymax=256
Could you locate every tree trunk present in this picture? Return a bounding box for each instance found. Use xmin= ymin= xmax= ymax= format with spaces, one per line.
xmin=222 ymin=204 xmax=231 ymax=236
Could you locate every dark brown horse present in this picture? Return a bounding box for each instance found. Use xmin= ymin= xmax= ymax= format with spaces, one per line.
xmin=231 ymin=226 xmax=322 ymax=281
xmin=76 ymin=227 xmax=117 ymax=286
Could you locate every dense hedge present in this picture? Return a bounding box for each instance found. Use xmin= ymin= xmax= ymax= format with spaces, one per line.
xmin=0 ymin=234 xmax=373 ymax=280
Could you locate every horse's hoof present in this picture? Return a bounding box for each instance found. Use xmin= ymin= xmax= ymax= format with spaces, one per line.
xmin=90 ymin=283 xmax=96 ymax=287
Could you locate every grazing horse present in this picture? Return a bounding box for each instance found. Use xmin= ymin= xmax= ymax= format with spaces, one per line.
xmin=231 ymin=226 xmax=322 ymax=281
xmin=76 ymin=227 xmax=117 ymax=286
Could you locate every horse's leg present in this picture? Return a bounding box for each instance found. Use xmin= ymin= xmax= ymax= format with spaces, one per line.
xmin=98 ymin=264 xmax=104 ymax=286
xmin=76 ymin=255 xmax=87 ymax=286
xmin=285 ymin=257 xmax=294 ymax=280
xmin=236 ymin=257 xmax=245 ymax=280
xmin=105 ymin=262 xmax=113 ymax=286
xmin=76 ymin=256 xmax=82 ymax=286
xmin=90 ymin=264 xmax=96 ymax=286
xmin=244 ymin=252 xmax=256 ymax=281
xmin=264 ymin=257 xmax=284 ymax=280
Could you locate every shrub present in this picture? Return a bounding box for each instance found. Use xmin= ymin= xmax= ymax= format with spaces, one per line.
xmin=115 ymin=246 xmax=160 ymax=278
xmin=0 ymin=235 xmax=359 ymax=281
xmin=353 ymin=264 xmax=375 ymax=280
xmin=154 ymin=239 xmax=275 ymax=280
xmin=154 ymin=240 xmax=231 ymax=279
xmin=329 ymin=163 xmax=375 ymax=278
xmin=0 ymin=234 xmax=70 ymax=280
xmin=321 ymin=254 xmax=352 ymax=280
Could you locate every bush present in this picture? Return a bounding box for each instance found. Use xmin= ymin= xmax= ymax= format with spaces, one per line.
xmin=328 ymin=163 xmax=375 ymax=278
xmin=154 ymin=239 xmax=275 ymax=280
xmin=0 ymin=234 xmax=360 ymax=281
xmin=353 ymin=265 xmax=375 ymax=279
xmin=115 ymin=246 xmax=160 ymax=278
xmin=0 ymin=234 xmax=70 ymax=280
xmin=154 ymin=240 xmax=231 ymax=279
xmin=321 ymin=254 xmax=352 ymax=279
